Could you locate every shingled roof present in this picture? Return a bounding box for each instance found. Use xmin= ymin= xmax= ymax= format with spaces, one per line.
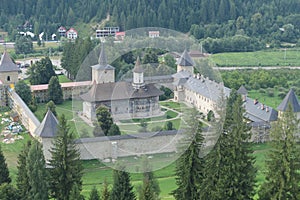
xmin=34 ymin=110 xmax=58 ymax=138
xmin=277 ymin=89 xmax=300 ymax=112
xmin=133 ymin=56 xmax=143 ymax=73
xmin=91 ymin=44 xmax=114 ymax=70
xmin=237 ymin=85 xmax=248 ymax=95
xmin=244 ymin=97 xmax=278 ymax=123
xmin=0 ymin=52 xmax=19 ymax=72
xmin=80 ymin=81 xmax=163 ymax=102
xmin=176 ymin=49 xmax=195 ymax=66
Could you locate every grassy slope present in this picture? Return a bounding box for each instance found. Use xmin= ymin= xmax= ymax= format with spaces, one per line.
xmin=211 ymin=49 xmax=300 ymax=67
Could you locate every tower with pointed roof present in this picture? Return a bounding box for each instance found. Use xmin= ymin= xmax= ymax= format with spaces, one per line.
xmin=0 ymin=51 xmax=19 ymax=85
xmin=91 ymin=44 xmax=115 ymax=84
xmin=177 ymin=49 xmax=195 ymax=74
xmin=277 ymin=89 xmax=300 ymax=119
xmin=132 ymin=56 xmax=145 ymax=89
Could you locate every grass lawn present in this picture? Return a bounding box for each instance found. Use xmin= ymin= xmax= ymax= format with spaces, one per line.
xmin=34 ymin=100 xmax=94 ymax=137
xmin=211 ymin=49 xmax=300 ymax=67
xmin=247 ymin=89 xmax=285 ymax=109
xmin=58 ymin=74 xmax=72 ymax=83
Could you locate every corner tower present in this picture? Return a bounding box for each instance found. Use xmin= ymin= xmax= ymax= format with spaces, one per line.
xmin=177 ymin=49 xmax=194 ymax=74
xmin=0 ymin=51 xmax=19 ymax=85
xmin=91 ymin=44 xmax=115 ymax=84
xmin=132 ymin=56 xmax=145 ymax=89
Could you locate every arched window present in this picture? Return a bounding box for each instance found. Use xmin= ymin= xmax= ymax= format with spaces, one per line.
xmin=7 ymin=76 xmax=10 ymax=81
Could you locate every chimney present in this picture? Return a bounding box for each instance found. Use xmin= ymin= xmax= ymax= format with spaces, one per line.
xmin=254 ymin=99 xmax=258 ymax=105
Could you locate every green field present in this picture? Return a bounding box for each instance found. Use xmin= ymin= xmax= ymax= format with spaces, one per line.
xmin=211 ymin=49 xmax=300 ymax=67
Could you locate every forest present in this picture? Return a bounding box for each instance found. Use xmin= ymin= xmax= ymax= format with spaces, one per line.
xmin=1 ymin=0 xmax=300 ymax=52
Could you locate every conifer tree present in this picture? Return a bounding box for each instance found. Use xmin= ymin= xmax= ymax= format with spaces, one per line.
xmin=89 ymin=186 xmax=100 ymax=200
xmin=139 ymin=157 xmax=160 ymax=200
xmin=0 ymin=144 xmax=11 ymax=184
xmin=259 ymin=104 xmax=300 ymax=200
xmin=200 ymin=91 xmax=256 ymax=200
xmin=171 ymin=108 xmax=205 ymax=200
xmin=102 ymin=179 xmax=110 ymax=200
xmin=48 ymin=76 xmax=63 ymax=104
xmin=26 ymin=140 xmax=48 ymax=200
xmin=45 ymin=100 xmax=57 ymax=117
xmin=69 ymin=183 xmax=85 ymax=200
xmin=48 ymin=114 xmax=83 ymax=200
xmin=110 ymin=166 xmax=136 ymax=200
xmin=16 ymin=141 xmax=31 ymax=199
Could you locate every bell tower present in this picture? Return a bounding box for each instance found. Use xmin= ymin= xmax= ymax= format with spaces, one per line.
xmin=132 ymin=56 xmax=144 ymax=89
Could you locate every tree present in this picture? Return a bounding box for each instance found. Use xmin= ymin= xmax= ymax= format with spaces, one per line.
xmin=89 ymin=186 xmax=100 ymax=200
xmin=139 ymin=157 xmax=160 ymax=200
xmin=102 ymin=179 xmax=110 ymax=200
xmin=0 ymin=183 xmax=20 ymax=200
xmin=171 ymin=109 xmax=205 ymax=200
xmin=110 ymin=166 xmax=136 ymax=200
xmin=107 ymin=124 xmax=121 ymax=136
xmin=27 ymin=57 xmax=56 ymax=85
xmin=48 ymin=76 xmax=63 ymax=104
xmin=16 ymin=141 xmax=31 ymax=199
xmin=165 ymin=121 xmax=173 ymax=130
xmin=26 ymin=140 xmax=48 ymax=200
xmin=48 ymin=114 xmax=83 ymax=200
xmin=15 ymin=80 xmax=32 ymax=105
xmin=95 ymin=106 xmax=113 ymax=136
xmin=15 ymin=36 xmax=33 ymax=54
xmin=69 ymin=183 xmax=85 ymax=200
xmin=200 ymin=91 xmax=256 ymax=200
xmin=259 ymin=104 xmax=300 ymax=200
xmin=45 ymin=100 xmax=57 ymax=117
xmin=0 ymin=144 xmax=11 ymax=184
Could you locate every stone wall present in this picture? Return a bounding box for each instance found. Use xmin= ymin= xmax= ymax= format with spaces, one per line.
xmin=7 ymin=89 xmax=40 ymax=134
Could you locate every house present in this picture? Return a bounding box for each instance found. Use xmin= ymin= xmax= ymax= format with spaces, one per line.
xmin=96 ymin=27 xmax=120 ymax=38
xmin=66 ymin=28 xmax=78 ymax=40
xmin=80 ymin=45 xmax=163 ymax=120
xmin=58 ymin=26 xmax=67 ymax=37
xmin=149 ymin=31 xmax=160 ymax=38
xmin=115 ymin=31 xmax=125 ymax=41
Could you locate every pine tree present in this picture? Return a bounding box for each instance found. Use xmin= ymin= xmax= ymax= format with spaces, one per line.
xmin=48 ymin=76 xmax=63 ymax=104
xmin=45 ymin=100 xmax=57 ymax=117
xmin=49 ymin=114 xmax=83 ymax=200
xmin=26 ymin=140 xmax=48 ymax=200
xmin=110 ymin=166 xmax=136 ymax=200
xmin=0 ymin=183 xmax=20 ymax=200
xmin=200 ymin=91 xmax=256 ymax=200
xmin=139 ymin=157 xmax=160 ymax=200
xmin=16 ymin=141 xmax=31 ymax=199
xmin=102 ymin=179 xmax=110 ymax=200
xmin=89 ymin=186 xmax=100 ymax=200
xmin=0 ymin=144 xmax=11 ymax=184
xmin=69 ymin=183 xmax=85 ymax=200
xmin=171 ymin=109 xmax=205 ymax=200
xmin=259 ymin=104 xmax=300 ymax=200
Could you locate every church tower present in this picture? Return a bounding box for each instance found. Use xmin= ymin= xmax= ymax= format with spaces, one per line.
xmin=91 ymin=44 xmax=115 ymax=84
xmin=132 ymin=56 xmax=145 ymax=89
xmin=277 ymin=89 xmax=300 ymax=120
xmin=177 ymin=49 xmax=195 ymax=74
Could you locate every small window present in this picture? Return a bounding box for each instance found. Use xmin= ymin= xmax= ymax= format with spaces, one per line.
xmin=7 ymin=76 xmax=10 ymax=81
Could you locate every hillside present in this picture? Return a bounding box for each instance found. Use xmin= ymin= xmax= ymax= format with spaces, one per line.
xmin=1 ymin=0 xmax=300 ymax=52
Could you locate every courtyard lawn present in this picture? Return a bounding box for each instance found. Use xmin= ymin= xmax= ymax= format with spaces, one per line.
xmin=58 ymin=74 xmax=72 ymax=83
xmin=211 ymin=49 xmax=300 ymax=67
xmin=34 ymin=100 xmax=94 ymax=137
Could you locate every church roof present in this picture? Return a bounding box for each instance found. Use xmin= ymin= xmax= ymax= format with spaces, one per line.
xmin=133 ymin=56 xmax=143 ymax=73
xmin=176 ymin=49 xmax=195 ymax=66
xmin=172 ymin=70 xmax=192 ymax=79
xmin=237 ymin=85 xmax=248 ymax=95
xmin=34 ymin=110 xmax=58 ymax=138
xmin=277 ymin=89 xmax=300 ymax=112
xmin=80 ymin=81 xmax=163 ymax=102
xmin=91 ymin=44 xmax=114 ymax=70
xmin=0 ymin=52 xmax=19 ymax=72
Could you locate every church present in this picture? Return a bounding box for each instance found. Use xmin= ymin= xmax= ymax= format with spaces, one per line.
xmin=80 ymin=45 xmax=163 ymax=120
